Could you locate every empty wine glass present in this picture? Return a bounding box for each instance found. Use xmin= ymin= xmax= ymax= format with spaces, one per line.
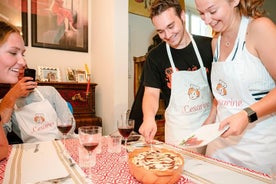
xmin=57 ymin=117 xmax=73 ymax=152
xmin=117 ymin=119 xmax=135 ymax=162
xmin=78 ymin=126 xmax=101 ymax=180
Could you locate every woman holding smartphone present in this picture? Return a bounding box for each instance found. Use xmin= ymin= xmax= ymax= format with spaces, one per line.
xmin=0 ymin=20 xmax=30 ymax=160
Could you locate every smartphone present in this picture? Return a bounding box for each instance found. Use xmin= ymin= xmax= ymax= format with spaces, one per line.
xmin=24 ymin=68 xmax=36 ymax=81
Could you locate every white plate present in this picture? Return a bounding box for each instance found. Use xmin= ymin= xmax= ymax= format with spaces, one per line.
xmin=179 ymin=123 xmax=229 ymax=148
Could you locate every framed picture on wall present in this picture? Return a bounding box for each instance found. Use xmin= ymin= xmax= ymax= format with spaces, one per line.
xmin=129 ymin=0 xmax=151 ymax=17
xmin=129 ymin=0 xmax=185 ymax=17
xmin=31 ymin=0 xmax=88 ymax=52
xmin=38 ymin=66 xmax=61 ymax=82
xmin=0 ymin=0 xmax=28 ymax=45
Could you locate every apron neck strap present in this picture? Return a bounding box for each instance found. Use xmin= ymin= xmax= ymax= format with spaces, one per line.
xmin=34 ymin=88 xmax=45 ymax=100
xmin=166 ymin=43 xmax=177 ymax=72
xmin=14 ymin=88 xmax=45 ymax=109
xmin=189 ymin=33 xmax=204 ymax=68
xmin=166 ymin=33 xmax=205 ymax=71
xmin=215 ymin=16 xmax=249 ymax=62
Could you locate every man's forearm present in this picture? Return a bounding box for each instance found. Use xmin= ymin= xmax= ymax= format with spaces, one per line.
xmin=142 ymin=93 xmax=159 ymax=123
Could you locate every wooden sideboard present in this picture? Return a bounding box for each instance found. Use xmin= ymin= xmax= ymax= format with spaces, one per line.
xmin=0 ymin=82 xmax=102 ymax=133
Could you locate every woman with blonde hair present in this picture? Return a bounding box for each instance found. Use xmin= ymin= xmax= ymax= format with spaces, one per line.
xmin=0 ymin=20 xmax=29 ymax=160
xmin=195 ymin=0 xmax=276 ymax=173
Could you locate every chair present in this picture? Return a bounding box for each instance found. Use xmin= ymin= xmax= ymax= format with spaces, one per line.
xmin=129 ymin=71 xmax=145 ymax=133
xmin=66 ymin=101 xmax=73 ymax=113
xmin=7 ymin=131 xmax=23 ymax=144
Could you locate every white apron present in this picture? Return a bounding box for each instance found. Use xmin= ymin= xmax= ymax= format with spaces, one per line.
xmin=14 ymin=88 xmax=60 ymax=143
xmin=206 ymin=16 xmax=276 ymax=174
xmin=165 ymin=34 xmax=212 ymax=147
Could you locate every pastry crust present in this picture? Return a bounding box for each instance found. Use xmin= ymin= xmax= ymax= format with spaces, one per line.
xmin=128 ymin=147 xmax=184 ymax=184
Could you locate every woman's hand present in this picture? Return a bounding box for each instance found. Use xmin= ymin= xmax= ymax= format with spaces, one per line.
xmin=9 ymin=77 xmax=37 ymax=98
xmin=220 ymin=110 xmax=249 ymax=138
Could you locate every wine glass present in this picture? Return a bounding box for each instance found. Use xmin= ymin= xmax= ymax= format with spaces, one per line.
xmin=117 ymin=119 xmax=135 ymax=161
xmin=57 ymin=117 xmax=73 ymax=152
xmin=78 ymin=126 xmax=101 ymax=180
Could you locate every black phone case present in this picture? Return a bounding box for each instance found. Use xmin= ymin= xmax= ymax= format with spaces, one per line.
xmin=24 ymin=68 xmax=36 ymax=81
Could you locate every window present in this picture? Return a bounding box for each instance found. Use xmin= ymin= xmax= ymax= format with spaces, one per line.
xmin=185 ymin=9 xmax=212 ymax=37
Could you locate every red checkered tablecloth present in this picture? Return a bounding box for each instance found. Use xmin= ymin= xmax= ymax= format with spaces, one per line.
xmin=0 ymin=138 xmax=190 ymax=184
xmin=0 ymin=138 xmax=271 ymax=184
xmin=65 ymin=138 xmax=189 ymax=183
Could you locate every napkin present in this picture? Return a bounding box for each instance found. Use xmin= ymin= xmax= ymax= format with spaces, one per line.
xmin=183 ymin=157 xmax=270 ymax=184
xmin=3 ymin=141 xmax=88 ymax=184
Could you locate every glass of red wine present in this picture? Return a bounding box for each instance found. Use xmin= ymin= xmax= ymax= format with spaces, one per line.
xmin=78 ymin=126 xmax=101 ymax=180
xmin=117 ymin=119 xmax=135 ymax=162
xmin=57 ymin=117 xmax=73 ymax=152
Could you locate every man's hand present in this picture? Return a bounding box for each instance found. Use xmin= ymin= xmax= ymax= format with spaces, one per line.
xmin=139 ymin=119 xmax=157 ymax=143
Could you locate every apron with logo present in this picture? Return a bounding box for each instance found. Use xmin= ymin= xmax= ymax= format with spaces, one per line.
xmin=165 ymin=34 xmax=212 ymax=146
xmin=206 ymin=16 xmax=276 ymax=174
xmin=14 ymin=88 xmax=59 ymax=143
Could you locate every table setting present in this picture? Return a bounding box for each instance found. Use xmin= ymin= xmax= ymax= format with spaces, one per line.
xmin=0 ymin=123 xmax=273 ymax=184
xmin=2 ymin=140 xmax=88 ymax=184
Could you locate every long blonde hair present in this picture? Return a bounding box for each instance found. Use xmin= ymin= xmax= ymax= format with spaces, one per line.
xmin=238 ymin=0 xmax=265 ymax=18
xmin=0 ymin=20 xmax=20 ymax=46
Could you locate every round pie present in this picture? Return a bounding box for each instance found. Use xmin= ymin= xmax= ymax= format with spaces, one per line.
xmin=128 ymin=147 xmax=184 ymax=184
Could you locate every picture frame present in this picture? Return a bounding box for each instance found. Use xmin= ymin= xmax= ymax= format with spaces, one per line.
xmin=75 ymin=70 xmax=87 ymax=83
xmin=129 ymin=0 xmax=151 ymax=17
xmin=66 ymin=67 xmax=77 ymax=82
xmin=31 ymin=0 xmax=88 ymax=52
xmin=0 ymin=0 xmax=28 ymax=45
xmin=129 ymin=0 xmax=185 ymax=17
xmin=38 ymin=66 xmax=61 ymax=82
xmin=77 ymin=73 xmax=86 ymax=83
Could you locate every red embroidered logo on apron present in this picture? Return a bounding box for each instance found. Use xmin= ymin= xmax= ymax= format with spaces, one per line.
xmin=188 ymin=84 xmax=200 ymax=100
xmin=33 ymin=113 xmax=45 ymax=124
xmin=216 ymin=80 xmax=227 ymax=96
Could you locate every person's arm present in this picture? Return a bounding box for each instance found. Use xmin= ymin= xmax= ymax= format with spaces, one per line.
xmin=220 ymin=17 xmax=276 ymax=137
xmin=202 ymin=98 xmax=217 ymax=126
xmin=47 ymin=86 xmax=76 ymax=134
xmin=0 ymin=123 xmax=9 ymax=160
xmin=139 ymin=86 xmax=160 ymax=142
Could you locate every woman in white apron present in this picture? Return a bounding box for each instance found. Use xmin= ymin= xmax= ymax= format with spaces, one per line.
xmin=195 ymin=0 xmax=276 ymax=174
xmin=0 ymin=20 xmax=27 ymax=160
xmin=2 ymin=65 xmax=75 ymax=143
xmin=206 ymin=16 xmax=276 ymax=174
xmin=14 ymin=88 xmax=61 ymax=143
xmin=165 ymin=34 xmax=212 ymax=150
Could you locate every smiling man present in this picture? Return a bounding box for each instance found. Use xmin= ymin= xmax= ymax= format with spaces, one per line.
xmin=138 ymin=0 xmax=213 ymax=153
